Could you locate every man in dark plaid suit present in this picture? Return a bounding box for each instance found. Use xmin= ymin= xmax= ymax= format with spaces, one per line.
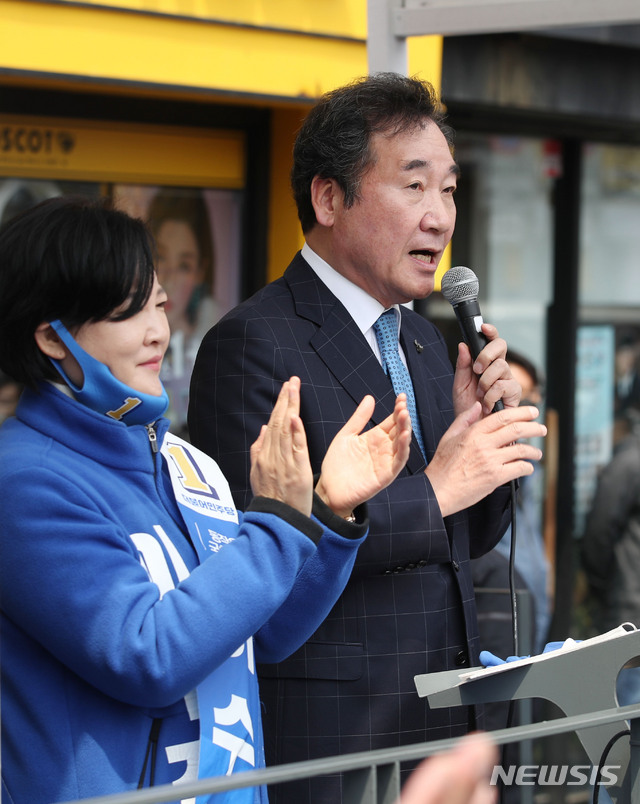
xmin=188 ymin=73 xmax=545 ymax=803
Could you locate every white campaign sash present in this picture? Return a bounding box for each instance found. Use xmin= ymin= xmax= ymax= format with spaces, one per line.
xmin=161 ymin=433 xmax=266 ymax=804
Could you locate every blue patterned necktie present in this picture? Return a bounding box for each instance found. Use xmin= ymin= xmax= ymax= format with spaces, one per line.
xmin=373 ymin=308 xmax=426 ymax=460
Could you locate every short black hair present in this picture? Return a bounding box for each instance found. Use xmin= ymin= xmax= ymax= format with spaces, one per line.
xmin=291 ymin=72 xmax=454 ymax=233
xmin=506 ymin=349 xmax=543 ymax=390
xmin=0 ymin=195 xmax=156 ymax=388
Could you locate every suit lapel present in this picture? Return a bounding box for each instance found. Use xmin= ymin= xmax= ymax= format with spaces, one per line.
xmin=284 ymin=255 xmax=428 ymax=473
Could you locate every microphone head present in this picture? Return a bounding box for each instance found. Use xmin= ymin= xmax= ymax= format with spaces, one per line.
xmin=440 ymin=266 xmax=479 ymax=305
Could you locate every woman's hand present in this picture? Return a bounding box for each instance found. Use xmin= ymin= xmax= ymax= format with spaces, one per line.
xmin=250 ymin=376 xmax=313 ymax=517
xmin=314 ymin=394 xmax=412 ymax=518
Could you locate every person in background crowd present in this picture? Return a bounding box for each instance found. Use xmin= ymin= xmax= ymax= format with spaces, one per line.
xmin=0 ymin=196 xmax=412 ymax=804
xmin=188 ymin=72 xmax=546 ymax=803
xmin=614 ymin=334 xmax=640 ymax=421
xmin=397 ymin=733 xmax=497 ymax=804
xmin=582 ymin=405 xmax=640 ymax=705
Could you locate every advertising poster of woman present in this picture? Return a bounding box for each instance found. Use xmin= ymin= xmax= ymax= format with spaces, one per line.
xmin=114 ymin=185 xmax=242 ymax=438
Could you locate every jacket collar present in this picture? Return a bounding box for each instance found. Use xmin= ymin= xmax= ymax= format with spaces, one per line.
xmin=16 ymin=382 xmax=170 ymax=470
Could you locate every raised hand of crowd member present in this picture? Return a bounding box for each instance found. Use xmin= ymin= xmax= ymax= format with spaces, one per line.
xmin=397 ymin=733 xmax=498 ymax=804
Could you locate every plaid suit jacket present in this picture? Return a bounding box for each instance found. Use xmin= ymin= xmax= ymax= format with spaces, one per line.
xmin=188 ymin=253 xmax=511 ymax=803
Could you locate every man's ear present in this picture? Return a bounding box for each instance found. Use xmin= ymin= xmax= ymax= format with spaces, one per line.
xmin=34 ymin=323 xmax=67 ymax=360
xmin=310 ymin=175 xmax=342 ymax=228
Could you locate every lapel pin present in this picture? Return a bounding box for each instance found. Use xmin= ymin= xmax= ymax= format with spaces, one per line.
xmin=414 ymin=340 xmax=424 ymax=353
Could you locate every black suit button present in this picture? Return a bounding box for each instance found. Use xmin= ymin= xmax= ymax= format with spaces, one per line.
xmin=417 ymin=559 xmax=428 ymax=567
xmin=455 ymin=650 xmax=469 ymax=667
xmin=452 ymin=560 xmax=460 ymax=572
xmin=393 ymin=566 xmax=405 ymax=574
xmin=406 ymin=563 xmax=417 ymax=570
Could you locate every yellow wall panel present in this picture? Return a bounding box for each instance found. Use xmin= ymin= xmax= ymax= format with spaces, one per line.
xmin=408 ymin=35 xmax=449 ymax=284
xmin=60 ymin=0 xmax=367 ymax=39
xmin=408 ymin=35 xmax=443 ymax=92
xmin=0 ymin=115 xmax=245 ymax=187
xmin=267 ymin=107 xmax=306 ymax=282
xmin=0 ymin=1 xmax=367 ymax=99
xmin=0 ymin=3 xmax=442 ymax=104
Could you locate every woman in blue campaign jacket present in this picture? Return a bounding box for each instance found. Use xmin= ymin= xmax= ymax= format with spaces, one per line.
xmin=0 ymin=197 xmax=411 ymax=804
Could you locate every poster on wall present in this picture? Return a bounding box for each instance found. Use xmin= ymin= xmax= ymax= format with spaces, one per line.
xmin=113 ymin=184 xmax=242 ymax=438
xmin=574 ymin=323 xmax=640 ymax=537
xmin=573 ymin=325 xmax=615 ymax=537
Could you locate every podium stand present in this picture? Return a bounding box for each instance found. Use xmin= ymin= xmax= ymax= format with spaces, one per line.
xmin=414 ymin=625 xmax=640 ymax=803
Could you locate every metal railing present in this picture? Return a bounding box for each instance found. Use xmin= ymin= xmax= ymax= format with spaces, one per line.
xmin=62 ymin=701 xmax=640 ymax=804
xmin=62 ymin=592 xmax=640 ymax=804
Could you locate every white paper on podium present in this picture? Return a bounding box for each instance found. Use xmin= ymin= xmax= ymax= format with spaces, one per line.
xmin=458 ymin=622 xmax=638 ymax=682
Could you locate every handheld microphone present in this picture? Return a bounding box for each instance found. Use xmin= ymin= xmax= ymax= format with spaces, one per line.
xmin=440 ymin=265 xmax=504 ymax=412
xmin=440 ymin=265 xmax=490 ymax=361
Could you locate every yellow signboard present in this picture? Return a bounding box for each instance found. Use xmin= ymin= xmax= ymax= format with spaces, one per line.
xmin=0 ymin=115 xmax=245 ymax=188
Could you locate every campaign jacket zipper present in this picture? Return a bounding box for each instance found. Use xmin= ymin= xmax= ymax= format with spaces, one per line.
xmin=146 ymin=422 xmax=159 ymax=454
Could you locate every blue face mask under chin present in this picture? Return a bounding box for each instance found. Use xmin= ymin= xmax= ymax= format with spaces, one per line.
xmin=48 ymin=319 xmax=169 ymax=426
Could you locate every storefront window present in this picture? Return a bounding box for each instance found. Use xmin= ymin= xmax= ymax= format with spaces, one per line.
xmin=575 ymin=143 xmax=640 ymax=643
xmin=575 ymin=143 xmax=640 ymax=536
xmin=430 ymin=134 xmax=555 ymax=374
xmin=429 ymin=133 xmax=555 ymax=528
